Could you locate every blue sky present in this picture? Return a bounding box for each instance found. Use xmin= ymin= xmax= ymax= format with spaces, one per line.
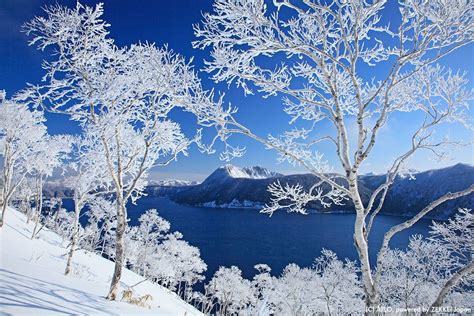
xmin=1 ymin=0 xmax=473 ymax=181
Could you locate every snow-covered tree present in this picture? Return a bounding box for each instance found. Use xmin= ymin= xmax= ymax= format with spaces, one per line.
xmin=21 ymin=2 xmax=236 ymax=300
xmin=378 ymin=209 xmax=474 ymax=314
xmin=151 ymin=236 xmax=207 ymax=301
xmin=11 ymin=177 xmax=36 ymax=217
xmin=80 ymin=196 xmax=117 ymax=257
xmin=81 ymin=117 xmax=196 ymax=298
xmin=123 ymin=209 xmax=206 ymax=302
xmin=28 ymin=134 xmax=71 ymax=239
xmin=378 ymin=235 xmax=452 ymax=311
xmin=194 ymin=0 xmax=474 ymax=307
xmin=427 ymin=208 xmax=474 ymax=311
xmin=204 ymin=266 xmax=255 ymax=315
xmin=200 ymin=251 xmax=363 ymax=316
xmin=42 ymin=197 xmax=64 ymax=230
xmin=45 ymin=207 xmax=76 ymax=243
xmin=312 ymin=249 xmax=364 ymax=314
xmin=0 ymin=96 xmax=48 ymax=227
xmin=125 ymin=209 xmax=171 ymax=277
xmin=268 ymin=264 xmax=322 ymax=315
xmin=255 ymin=252 xmax=363 ymax=316
xmin=64 ymin=135 xmax=111 ymax=275
xmin=250 ymin=264 xmax=274 ymax=315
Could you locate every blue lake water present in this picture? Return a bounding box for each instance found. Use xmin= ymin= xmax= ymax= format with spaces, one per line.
xmin=64 ymin=196 xmax=432 ymax=280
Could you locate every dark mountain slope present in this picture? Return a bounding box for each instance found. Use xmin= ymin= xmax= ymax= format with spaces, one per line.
xmin=173 ymin=164 xmax=474 ymax=219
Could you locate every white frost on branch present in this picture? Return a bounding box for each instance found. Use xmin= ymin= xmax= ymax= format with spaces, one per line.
xmin=262 ymin=180 xmax=347 ymax=215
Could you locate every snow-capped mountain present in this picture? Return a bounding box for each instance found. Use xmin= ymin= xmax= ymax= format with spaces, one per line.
xmin=215 ymin=164 xmax=283 ymax=179
xmin=174 ymin=165 xmax=354 ymax=211
xmin=144 ymin=179 xmax=199 ymax=197
xmin=148 ymin=179 xmax=199 ymax=187
xmin=173 ymin=163 xmax=474 ymax=219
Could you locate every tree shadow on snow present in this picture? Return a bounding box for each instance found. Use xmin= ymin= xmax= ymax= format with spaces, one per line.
xmin=4 ymin=221 xmax=32 ymax=240
xmin=0 ymin=268 xmax=119 ymax=315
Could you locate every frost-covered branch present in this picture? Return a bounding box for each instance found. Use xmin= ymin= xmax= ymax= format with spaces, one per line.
xmin=262 ymin=180 xmax=347 ymax=215
xmin=375 ymin=186 xmax=474 ymax=290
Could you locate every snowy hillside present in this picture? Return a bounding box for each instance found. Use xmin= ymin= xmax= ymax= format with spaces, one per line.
xmin=0 ymin=208 xmax=203 ymax=315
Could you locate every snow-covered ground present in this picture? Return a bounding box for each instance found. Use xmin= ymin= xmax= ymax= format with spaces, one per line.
xmin=0 ymin=208 xmax=203 ymax=315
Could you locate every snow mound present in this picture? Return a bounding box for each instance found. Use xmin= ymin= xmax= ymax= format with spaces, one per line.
xmin=0 ymin=208 xmax=202 ymax=315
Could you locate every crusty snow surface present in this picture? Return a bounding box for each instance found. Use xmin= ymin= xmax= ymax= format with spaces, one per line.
xmin=0 ymin=208 xmax=203 ymax=315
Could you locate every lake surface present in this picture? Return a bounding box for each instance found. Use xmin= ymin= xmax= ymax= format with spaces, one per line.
xmin=99 ymin=197 xmax=431 ymax=281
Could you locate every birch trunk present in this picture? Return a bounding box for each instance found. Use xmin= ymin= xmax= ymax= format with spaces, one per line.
xmin=0 ymin=143 xmax=12 ymax=228
xmin=106 ymin=198 xmax=127 ymax=300
xmin=348 ymin=173 xmax=377 ymax=308
xmin=0 ymin=200 xmax=7 ymax=228
xmin=31 ymin=176 xmax=43 ymax=239
xmin=65 ymin=197 xmax=82 ymax=275
xmin=423 ymin=261 xmax=474 ymax=315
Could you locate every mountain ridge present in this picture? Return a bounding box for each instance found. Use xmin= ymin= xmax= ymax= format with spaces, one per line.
xmin=212 ymin=164 xmax=283 ymax=180
xmin=173 ymin=163 xmax=474 ymax=219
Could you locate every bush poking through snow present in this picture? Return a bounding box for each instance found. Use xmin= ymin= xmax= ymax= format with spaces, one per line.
xmin=121 ymin=289 xmax=154 ymax=309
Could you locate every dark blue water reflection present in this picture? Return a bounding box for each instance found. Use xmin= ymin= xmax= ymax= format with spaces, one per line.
xmin=65 ymin=197 xmax=430 ymax=280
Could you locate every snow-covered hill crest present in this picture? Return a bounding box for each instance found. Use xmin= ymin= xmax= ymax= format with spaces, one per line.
xmin=0 ymin=208 xmax=202 ymax=315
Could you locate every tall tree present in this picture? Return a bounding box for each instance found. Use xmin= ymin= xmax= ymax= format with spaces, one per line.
xmin=194 ymin=0 xmax=474 ymax=308
xmin=21 ymin=2 xmax=236 ymax=300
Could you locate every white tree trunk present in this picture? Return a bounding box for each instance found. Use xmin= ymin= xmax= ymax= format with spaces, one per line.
xmin=0 ymin=200 xmax=7 ymax=228
xmin=106 ymin=198 xmax=127 ymax=300
xmin=348 ymin=173 xmax=377 ymax=307
xmin=65 ymin=198 xmax=82 ymax=275
xmin=0 ymin=144 xmax=12 ymax=228
xmin=31 ymin=176 xmax=43 ymax=239
xmin=424 ymin=261 xmax=474 ymax=315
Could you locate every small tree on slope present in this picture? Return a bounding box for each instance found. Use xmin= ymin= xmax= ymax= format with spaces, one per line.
xmin=10 ymin=177 xmax=36 ymax=217
xmin=0 ymin=95 xmax=48 ymax=227
xmin=125 ymin=209 xmax=171 ymax=278
xmin=29 ymin=134 xmax=71 ymax=239
xmin=21 ymin=2 xmax=238 ymax=300
xmin=64 ymin=135 xmax=111 ymax=275
xmin=124 ymin=210 xmax=207 ymax=302
xmin=80 ymin=196 xmax=117 ymax=257
xmin=193 ymin=0 xmax=474 ymax=308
